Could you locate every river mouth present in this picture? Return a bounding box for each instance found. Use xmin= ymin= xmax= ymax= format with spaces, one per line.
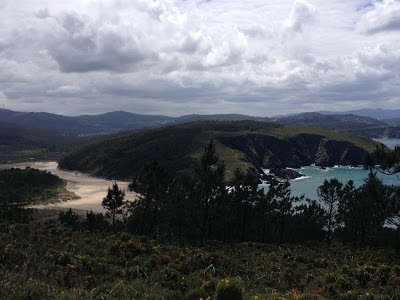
xmin=1 ymin=161 xmax=138 ymax=213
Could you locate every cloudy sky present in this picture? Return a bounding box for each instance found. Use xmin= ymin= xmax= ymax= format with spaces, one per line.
xmin=0 ymin=0 xmax=399 ymax=116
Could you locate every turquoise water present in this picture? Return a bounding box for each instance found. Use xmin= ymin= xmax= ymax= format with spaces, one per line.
xmin=259 ymin=139 xmax=400 ymax=201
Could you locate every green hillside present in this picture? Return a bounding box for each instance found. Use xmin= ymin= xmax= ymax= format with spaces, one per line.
xmin=274 ymin=112 xmax=387 ymax=130
xmin=58 ymin=121 xmax=380 ymax=180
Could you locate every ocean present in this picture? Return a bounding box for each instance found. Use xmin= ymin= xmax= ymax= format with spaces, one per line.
xmin=259 ymin=139 xmax=400 ymax=201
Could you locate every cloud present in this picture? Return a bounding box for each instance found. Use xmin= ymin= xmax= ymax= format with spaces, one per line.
xmin=46 ymin=85 xmax=82 ymax=97
xmin=359 ymin=0 xmax=400 ymax=34
xmin=0 ymin=0 xmax=399 ymax=116
xmin=285 ymin=0 xmax=318 ymax=33
xmin=42 ymin=11 xmax=155 ymax=73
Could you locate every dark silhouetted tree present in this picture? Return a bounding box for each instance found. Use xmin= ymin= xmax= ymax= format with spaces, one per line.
xmin=191 ymin=140 xmax=226 ymax=244
xmin=102 ymin=182 xmax=126 ymax=233
xmin=227 ymin=169 xmax=262 ymax=242
xmin=364 ymin=144 xmax=400 ymax=176
xmin=318 ymin=178 xmax=343 ymax=246
xmin=337 ymin=180 xmax=359 ymax=244
xmin=269 ymin=180 xmax=298 ymax=243
xmin=128 ymin=160 xmax=172 ymax=236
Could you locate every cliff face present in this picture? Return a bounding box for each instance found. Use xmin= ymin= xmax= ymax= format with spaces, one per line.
xmin=315 ymin=140 xmax=366 ymax=167
xmin=218 ymin=133 xmax=367 ymax=172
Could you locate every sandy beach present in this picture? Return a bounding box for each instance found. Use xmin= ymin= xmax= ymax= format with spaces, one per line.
xmin=2 ymin=161 xmax=138 ymax=213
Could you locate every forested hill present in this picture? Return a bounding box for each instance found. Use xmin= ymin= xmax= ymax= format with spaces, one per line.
xmin=274 ymin=112 xmax=387 ymax=130
xmin=3 ymin=108 xmax=398 ymax=138
xmin=0 ymin=109 xmax=173 ymax=135
xmin=58 ymin=120 xmax=379 ymax=180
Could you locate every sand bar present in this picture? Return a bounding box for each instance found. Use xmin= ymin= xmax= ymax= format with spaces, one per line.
xmin=2 ymin=161 xmax=138 ymax=213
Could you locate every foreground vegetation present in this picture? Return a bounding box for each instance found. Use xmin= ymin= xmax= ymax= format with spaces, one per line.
xmin=2 ymin=213 xmax=400 ymax=300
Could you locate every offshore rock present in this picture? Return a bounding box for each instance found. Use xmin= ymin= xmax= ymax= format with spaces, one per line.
xmin=272 ymin=168 xmax=304 ymax=181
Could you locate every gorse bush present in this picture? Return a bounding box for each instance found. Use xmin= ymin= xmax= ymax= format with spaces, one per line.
xmin=215 ymin=278 xmax=243 ymax=300
xmin=2 ymin=219 xmax=400 ymax=299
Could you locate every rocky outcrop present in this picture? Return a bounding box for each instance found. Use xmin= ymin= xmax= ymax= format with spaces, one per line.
xmin=218 ymin=133 xmax=367 ymax=175
xmin=272 ymin=169 xmax=304 ymax=181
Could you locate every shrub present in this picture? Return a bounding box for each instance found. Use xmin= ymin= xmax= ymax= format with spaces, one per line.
xmin=215 ymin=277 xmax=243 ymax=300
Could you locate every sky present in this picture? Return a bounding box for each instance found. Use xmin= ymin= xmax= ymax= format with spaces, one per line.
xmin=0 ymin=0 xmax=400 ymax=117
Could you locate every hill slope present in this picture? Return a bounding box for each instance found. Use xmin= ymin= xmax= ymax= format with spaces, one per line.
xmin=172 ymin=113 xmax=271 ymax=124
xmin=319 ymin=108 xmax=400 ymax=120
xmin=0 ymin=122 xmax=80 ymax=162
xmin=58 ymin=121 xmax=379 ymax=180
xmin=274 ymin=112 xmax=387 ymax=130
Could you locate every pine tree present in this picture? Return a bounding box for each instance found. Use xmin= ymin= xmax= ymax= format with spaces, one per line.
xmin=102 ymin=182 xmax=126 ymax=233
xmin=128 ymin=160 xmax=172 ymax=236
xmin=318 ymin=178 xmax=343 ymax=246
xmin=192 ymin=140 xmax=226 ymax=244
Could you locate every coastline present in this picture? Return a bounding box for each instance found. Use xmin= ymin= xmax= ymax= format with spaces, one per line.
xmin=1 ymin=161 xmax=138 ymax=213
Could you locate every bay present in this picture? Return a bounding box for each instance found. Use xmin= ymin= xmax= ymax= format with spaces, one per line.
xmin=259 ymin=139 xmax=400 ymax=201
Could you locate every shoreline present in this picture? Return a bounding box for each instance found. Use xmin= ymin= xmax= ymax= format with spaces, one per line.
xmin=1 ymin=161 xmax=138 ymax=213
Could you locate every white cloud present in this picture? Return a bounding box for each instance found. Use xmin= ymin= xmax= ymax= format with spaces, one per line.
xmin=0 ymin=0 xmax=399 ymax=116
xmin=285 ymin=0 xmax=318 ymax=33
xmin=358 ymin=0 xmax=400 ymax=34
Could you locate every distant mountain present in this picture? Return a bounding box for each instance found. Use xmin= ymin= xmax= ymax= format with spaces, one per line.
xmin=0 ymin=109 xmax=274 ymax=136
xmin=0 ymin=109 xmax=79 ymax=134
xmin=319 ymin=108 xmax=400 ymax=120
xmin=0 ymin=109 xmax=174 ymax=136
xmin=172 ymin=114 xmax=271 ymax=124
xmin=1 ymin=108 xmax=397 ymax=138
xmin=59 ymin=120 xmax=379 ymax=180
xmin=273 ymin=112 xmax=387 ymax=130
xmin=75 ymin=111 xmax=174 ymax=134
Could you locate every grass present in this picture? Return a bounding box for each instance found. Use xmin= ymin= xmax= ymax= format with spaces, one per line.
xmin=1 ymin=213 xmax=400 ymax=300
xmin=188 ymin=137 xmax=253 ymax=180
